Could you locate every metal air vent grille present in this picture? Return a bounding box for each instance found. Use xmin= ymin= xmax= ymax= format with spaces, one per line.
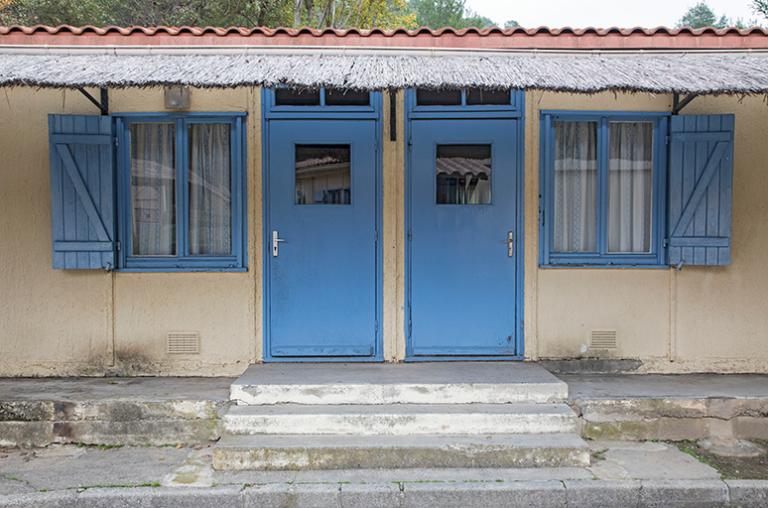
xmin=167 ymin=332 xmax=200 ymax=355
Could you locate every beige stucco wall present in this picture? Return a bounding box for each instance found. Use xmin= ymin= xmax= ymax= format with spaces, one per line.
xmin=0 ymin=85 xmax=766 ymax=376
xmin=526 ymin=92 xmax=768 ymax=372
xmin=0 ymin=87 xmax=259 ymax=376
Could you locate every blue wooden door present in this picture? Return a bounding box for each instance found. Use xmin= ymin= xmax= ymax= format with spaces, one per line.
xmin=408 ymin=119 xmax=518 ymax=357
xmin=267 ymin=119 xmax=379 ymax=359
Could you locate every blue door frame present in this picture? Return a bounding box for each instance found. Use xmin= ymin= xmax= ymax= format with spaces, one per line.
xmin=261 ymin=90 xmax=384 ymax=362
xmin=404 ymin=90 xmax=526 ymax=361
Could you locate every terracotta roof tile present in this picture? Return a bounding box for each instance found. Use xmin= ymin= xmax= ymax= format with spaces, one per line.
xmin=1 ymin=25 xmax=767 ymax=49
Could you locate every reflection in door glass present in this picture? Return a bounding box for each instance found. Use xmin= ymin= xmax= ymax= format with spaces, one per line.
xmin=436 ymin=144 xmax=492 ymax=204
xmin=295 ymin=145 xmax=351 ymax=204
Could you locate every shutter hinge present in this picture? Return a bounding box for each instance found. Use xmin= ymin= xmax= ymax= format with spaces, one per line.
xmin=115 ymin=241 xmax=121 ymax=252
xmin=662 ymin=239 xmax=669 ymax=248
xmin=665 ymin=134 xmax=670 ymax=145
xmin=375 ymin=319 xmax=379 ymax=335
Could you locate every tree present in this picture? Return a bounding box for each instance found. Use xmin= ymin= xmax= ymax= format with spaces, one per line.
xmin=408 ymin=0 xmax=464 ymax=28
xmin=408 ymin=0 xmax=496 ymax=29
xmin=292 ymin=0 xmax=417 ymax=30
xmin=676 ymin=1 xmax=742 ymax=29
xmin=753 ymin=0 xmax=768 ymax=19
xmin=0 ymin=0 xmax=417 ymax=28
xmin=503 ymin=19 xmax=519 ymax=29
xmin=461 ymin=11 xmax=495 ymax=28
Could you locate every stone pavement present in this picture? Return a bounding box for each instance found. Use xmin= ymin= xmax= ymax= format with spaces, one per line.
xmin=1 ymin=440 xmax=767 ymax=507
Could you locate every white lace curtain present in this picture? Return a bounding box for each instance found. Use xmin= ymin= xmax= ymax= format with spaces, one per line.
xmin=189 ymin=124 xmax=231 ymax=256
xmin=554 ymin=121 xmax=598 ymax=252
xmin=130 ymin=122 xmax=231 ymax=257
xmin=553 ymin=121 xmax=653 ymax=254
xmin=608 ymin=122 xmax=653 ymax=253
xmin=130 ymin=123 xmax=176 ymax=256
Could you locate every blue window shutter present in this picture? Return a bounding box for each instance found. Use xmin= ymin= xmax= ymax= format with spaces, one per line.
xmin=667 ymin=114 xmax=734 ymax=266
xmin=48 ymin=114 xmax=116 ymax=270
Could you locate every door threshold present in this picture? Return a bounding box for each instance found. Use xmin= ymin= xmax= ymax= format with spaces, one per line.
xmin=264 ymin=356 xmax=385 ymax=364
xmin=404 ymin=355 xmax=524 ymax=362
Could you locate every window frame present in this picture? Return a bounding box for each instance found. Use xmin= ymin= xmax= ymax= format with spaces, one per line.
xmin=410 ymin=88 xmax=523 ymax=116
xmin=265 ymin=86 xmax=376 ymax=116
xmin=539 ymin=110 xmax=669 ymax=268
xmin=116 ymin=112 xmax=247 ymax=272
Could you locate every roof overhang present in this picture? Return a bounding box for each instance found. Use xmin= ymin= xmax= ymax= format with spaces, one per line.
xmin=1 ymin=46 xmax=768 ymax=95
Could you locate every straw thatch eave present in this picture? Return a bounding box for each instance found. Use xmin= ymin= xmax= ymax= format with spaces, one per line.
xmin=1 ymin=51 xmax=768 ymax=95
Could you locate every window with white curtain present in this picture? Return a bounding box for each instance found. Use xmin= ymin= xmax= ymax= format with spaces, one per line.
xmin=541 ymin=112 xmax=667 ymax=267
xmin=120 ymin=114 xmax=246 ymax=271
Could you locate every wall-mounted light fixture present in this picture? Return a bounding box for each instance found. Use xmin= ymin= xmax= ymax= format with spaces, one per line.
xmin=164 ymin=85 xmax=190 ymax=110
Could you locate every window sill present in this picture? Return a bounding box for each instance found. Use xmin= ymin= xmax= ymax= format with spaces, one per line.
xmin=539 ymin=262 xmax=668 ymax=269
xmin=117 ymin=267 xmax=248 ymax=273
xmin=120 ymin=256 xmax=247 ymax=272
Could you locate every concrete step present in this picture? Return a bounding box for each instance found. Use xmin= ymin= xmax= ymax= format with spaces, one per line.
xmin=230 ymin=362 xmax=568 ymax=405
xmin=212 ymin=433 xmax=591 ymax=470
xmin=222 ymin=403 xmax=579 ymax=436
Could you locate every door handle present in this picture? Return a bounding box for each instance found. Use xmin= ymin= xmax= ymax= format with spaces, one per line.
xmin=272 ymin=230 xmax=285 ymax=257
xmin=507 ymin=231 xmax=514 ymax=257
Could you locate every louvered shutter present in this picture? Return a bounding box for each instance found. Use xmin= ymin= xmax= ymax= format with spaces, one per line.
xmin=48 ymin=115 xmax=116 ymax=270
xmin=667 ymin=115 xmax=734 ymax=267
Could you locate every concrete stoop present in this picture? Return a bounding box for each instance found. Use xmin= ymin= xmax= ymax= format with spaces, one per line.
xmin=574 ymin=397 xmax=768 ymax=441
xmin=565 ymin=374 xmax=768 ymax=442
xmin=0 ymin=399 xmax=225 ymax=447
xmin=214 ymin=433 xmax=589 ymax=470
xmin=0 ymin=377 xmax=231 ymax=447
xmin=2 ymin=480 xmax=768 ymax=508
xmin=213 ymin=363 xmax=590 ymax=471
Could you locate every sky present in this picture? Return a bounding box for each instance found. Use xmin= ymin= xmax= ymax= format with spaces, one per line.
xmin=464 ymin=0 xmax=761 ymax=28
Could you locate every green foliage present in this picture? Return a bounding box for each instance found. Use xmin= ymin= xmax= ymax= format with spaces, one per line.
xmin=0 ymin=0 xmax=293 ymax=26
xmin=461 ymin=12 xmax=495 ymax=28
xmin=676 ymin=1 xmax=743 ymax=29
xmin=0 ymin=0 xmax=416 ymax=28
xmin=503 ymin=19 xmax=519 ymax=29
xmin=1 ymin=0 xmax=519 ymax=29
xmin=407 ymin=0 xmax=497 ymax=28
xmin=408 ymin=0 xmax=463 ymax=28
xmin=753 ymin=0 xmax=768 ymax=19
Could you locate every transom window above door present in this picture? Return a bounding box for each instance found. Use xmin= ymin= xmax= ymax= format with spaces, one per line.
xmin=117 ymin=114 xmax=247 ymax=271
xmin=415 ymin=88 xmax=515 ymax=107
xmin=273 ymin=87 xmax=372 ymax=107
xmin=539 ymin=111 xmax=668 ymax=267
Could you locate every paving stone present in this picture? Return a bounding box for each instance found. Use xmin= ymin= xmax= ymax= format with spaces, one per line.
xmin=639 ymin=479 xmax=728 ymax=507
xmin=242 ymin=483 xmax=341 ymax=508
xmin=402 ymin=480 xmax=566 ymax=508
xmin=698 ymin=437 xmax=766 ymax=458
xmin=0 ymin=490 xmax=78 ymax=508
xmin=341 ymin=483 xmax=404 ymax=508
xmin=564 ymin=479 xmax=640 ymax=507
xmin=725 ymin=479 xmax=768 ymax=507
xmin=588 ymin=440 xmax=720 ymax=481
xmin=77 ymin=486 xmax=243 ymax=508
xmin=0 ymin=446 xmax=191 ymax=492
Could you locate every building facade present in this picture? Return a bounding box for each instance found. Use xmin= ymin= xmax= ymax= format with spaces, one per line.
xmin=1 ymin=26 xmax=767 ymax=376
